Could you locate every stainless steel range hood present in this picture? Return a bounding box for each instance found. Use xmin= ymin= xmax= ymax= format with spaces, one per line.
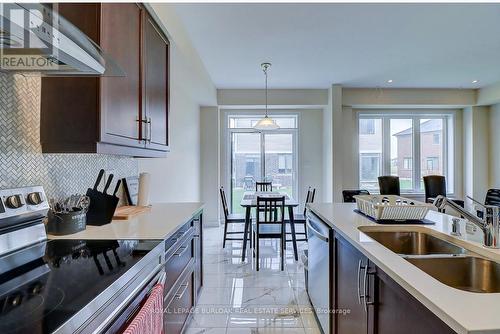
xmin=0 ymin=3 xmax=124 ymax=76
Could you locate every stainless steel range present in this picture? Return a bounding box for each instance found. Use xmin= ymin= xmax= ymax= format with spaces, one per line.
xmin=0 ymin=186 xmax=164 ymax=334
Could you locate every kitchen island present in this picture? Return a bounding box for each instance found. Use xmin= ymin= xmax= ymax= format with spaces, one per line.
xmin=307 ymin=202 xmax=500 ymax=334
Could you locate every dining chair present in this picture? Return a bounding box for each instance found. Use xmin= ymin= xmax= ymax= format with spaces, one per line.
xmin=252 ymin=196 xmax=286 ymax=271
xmin=286 ymin=187 xmax=315 ymax=243
xmin=255 ymin=182 xmax=272 ymax=192
xmin=220 ymin=186 xmax=247 ymax=248
xmin=423 ymin=175 xmax=464 ymax=208
xmin=342 ymin=189 xmax=370 ymax=203
xmin=378 ymin=176 xmax=401 ymax=196
xmin=477 ymin=189 xmax=500 ymax=218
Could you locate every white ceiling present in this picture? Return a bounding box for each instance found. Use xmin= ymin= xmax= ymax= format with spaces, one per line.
xmin=174 ymin=3 xmax=500 ymax=89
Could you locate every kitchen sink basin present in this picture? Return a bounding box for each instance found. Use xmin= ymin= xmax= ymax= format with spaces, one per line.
xmin=362 ymin=230 xmax=467 ymax=255
xmin=407 ymin=256 xmax=500 ymax=293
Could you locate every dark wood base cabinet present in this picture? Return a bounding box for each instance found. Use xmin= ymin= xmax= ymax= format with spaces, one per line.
xmin=162 ymin=212 xmax=203 ymax=334
xmin=310 ymin=221 xmax=456 ymax=334
xmin=41 ymin=3 xmax=169 ymax=157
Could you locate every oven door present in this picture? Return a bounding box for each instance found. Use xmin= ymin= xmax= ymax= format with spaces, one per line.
xmin=103 ymin=269 xmax=165 ymax=334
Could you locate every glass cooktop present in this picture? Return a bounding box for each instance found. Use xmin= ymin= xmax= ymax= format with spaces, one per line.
xmin=0 ymin=238 xmax=161 ymax=334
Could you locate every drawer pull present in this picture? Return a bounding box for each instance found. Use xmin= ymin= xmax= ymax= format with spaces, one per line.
xmin=174 ymin=282 xmax=189 ymax=300
xmin=174 ymin=246 xmax=189 ymax=257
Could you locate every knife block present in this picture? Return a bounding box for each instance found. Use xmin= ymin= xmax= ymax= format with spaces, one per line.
xmin=85 ymin=191 xmax=119 ymax=226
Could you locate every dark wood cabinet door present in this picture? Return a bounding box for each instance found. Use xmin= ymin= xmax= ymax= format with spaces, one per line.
xmin=100 ymin=3 xmax=143 ymax=147
xmin=143 ymin=13 xmax=169 ymax=149
xmin=374 ymin=268 xmax=455 ymax=334
xmin=164 ymin=270 xmax=194 ymax=334
xmin=335 ymin=235 xmax=368 ymax=334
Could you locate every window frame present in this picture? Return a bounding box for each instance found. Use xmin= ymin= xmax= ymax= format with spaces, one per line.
xmin=357 ymin=111 xmax=454 ymax=195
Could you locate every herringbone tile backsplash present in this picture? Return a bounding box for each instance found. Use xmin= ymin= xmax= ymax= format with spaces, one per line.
xmin=0 ymin=73 xmax=138 ymax=198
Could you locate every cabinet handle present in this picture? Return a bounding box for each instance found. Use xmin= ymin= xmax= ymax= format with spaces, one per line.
xmin=174 ymin=282 xmax=189 ymax=300
xmin=136 ymin=118 xmax=147 ymax=142
xmin=357 ymin=259 xmax=366 ymax=305
xmin=363 ymin=264 xmax=375 ymax=312
xmin=148 ymin=117 xmax=152 ymax=143
xmin=174 ymin=245 xmax=189 ymax=257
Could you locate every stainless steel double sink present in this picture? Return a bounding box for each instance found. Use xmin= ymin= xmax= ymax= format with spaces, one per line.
xmin=360 ymin=229 xmax=500 ymax=293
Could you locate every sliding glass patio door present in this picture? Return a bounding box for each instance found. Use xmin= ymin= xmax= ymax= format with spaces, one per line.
xmin=229 ymin=130 xmax=297 ymax=214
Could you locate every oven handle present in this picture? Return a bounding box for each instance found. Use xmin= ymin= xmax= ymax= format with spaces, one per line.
xmin=307 ymin=219 xmax=329 ymax=242
xmin=99 ymin=263 xmax=164 ymax=332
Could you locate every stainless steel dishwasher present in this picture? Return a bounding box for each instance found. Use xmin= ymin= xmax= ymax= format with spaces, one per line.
xmin=306 ymin=211 xmax=332 ymax=334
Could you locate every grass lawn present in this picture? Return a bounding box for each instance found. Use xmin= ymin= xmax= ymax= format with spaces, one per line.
xmin=231 ymin=186 xmax=293 ymax=214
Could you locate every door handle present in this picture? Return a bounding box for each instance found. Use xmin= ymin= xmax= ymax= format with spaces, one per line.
xmin=136 ymin=117 xmax=147 ymax=142
xmin=363 ymin=263 xmax=375 ymax=312
xmin=174 ymin=282 xmax=189 ymax=300
xmin=174 ymin=246 xmax=189 ymax=257
xmin=357 ymin=259 xmax=366 ymax=305
xmin=148 ymin=117 xmax=152 ymax=143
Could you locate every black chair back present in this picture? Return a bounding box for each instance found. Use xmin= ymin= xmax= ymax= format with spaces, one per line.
xmin=423 ymin=175 xmax=446 ymax=203
xmin=256 ymin=182 xmax=272 ymax=192
xmin=256 ymin=196 xmax=285 ymax=225
xmin=342 ymin=189 xmax=370 ymax=203
xmin=303 ymin=187 xmax=316 ymax=215
xmin=485 ymin=189 xmax=500 ymax=206
xmin=219 ymin=187 xmax=229 ymax=219
xmin=378 ymin=176 xmax=401 ymax=196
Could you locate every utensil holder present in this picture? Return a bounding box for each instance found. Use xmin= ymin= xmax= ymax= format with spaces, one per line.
xmin=46 ymin=209 xmax=87 ymax=235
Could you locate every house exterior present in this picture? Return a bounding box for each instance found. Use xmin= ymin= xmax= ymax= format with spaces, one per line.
xmin=393 ymin=119 xmax=443 ymax=179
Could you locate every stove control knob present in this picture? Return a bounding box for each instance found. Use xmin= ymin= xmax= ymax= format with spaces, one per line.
xmin=5 ymin=195 xmax=23 ymax=209
xmin=26 ymin=192 xmax=43 ymax=206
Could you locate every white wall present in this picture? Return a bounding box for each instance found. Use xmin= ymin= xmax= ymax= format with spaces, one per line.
xmin=200 ymin=107 xmax=220 ymax=225
xmin=463 ymin=106 xmax=490 ymax=202
xmin=138 ymin=4 xmax=217 ymax=203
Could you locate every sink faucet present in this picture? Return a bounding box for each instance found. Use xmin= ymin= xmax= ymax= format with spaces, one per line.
xmin=433 ymin=195 xmax=500 ymax=249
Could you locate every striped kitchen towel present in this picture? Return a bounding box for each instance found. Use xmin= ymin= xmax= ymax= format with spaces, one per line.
xmin=123 ymin=284 xmax=164 ymax=334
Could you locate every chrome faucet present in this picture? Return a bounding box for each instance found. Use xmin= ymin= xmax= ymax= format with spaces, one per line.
xmin=433 ymin=195 xmax=500 ymax=248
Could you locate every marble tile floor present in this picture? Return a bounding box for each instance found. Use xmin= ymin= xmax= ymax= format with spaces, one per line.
xmin=185 ymin=225 xmax=321 ymax=334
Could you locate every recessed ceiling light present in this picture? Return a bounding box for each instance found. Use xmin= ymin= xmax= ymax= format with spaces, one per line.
xmin=387 ymin=79 xmax=393 ymax=83
xmin=472 ymin=80 xmax=479 ymax=84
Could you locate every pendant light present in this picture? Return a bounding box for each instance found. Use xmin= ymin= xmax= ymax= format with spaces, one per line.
xmin=254 ymin=62 xmax=280 ymax=130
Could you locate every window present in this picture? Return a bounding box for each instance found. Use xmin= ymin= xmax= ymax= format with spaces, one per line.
xmin=391 ymin=119 xmax=413 ymax=190
xmin=359 ymin=119 xmax=375 ymax=134
xmin=403 ymin=158 xmax=412 ymax=170
xmin=426 ymin=157 xmax=439 ymax=171
xmin=433 ymin=133 xmax=440 ymax=145
xmin=278 ymin=154 xmax=292 ymax=174
xmin=229 ymin=115 xmax=297 ymax=129
xmin=359 ymin=118 xmax=382 ymax=191
xmin=227 ymin=115 xmax=298 ymax=213
xmin=358 ymin=114 xmax=453 ymax=193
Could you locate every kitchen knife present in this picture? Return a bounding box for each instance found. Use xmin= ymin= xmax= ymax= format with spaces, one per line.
xmin=103 ymin=174 xmax=114 ymax=194
xmin=93 ymin=169 xmax=105 ymax=191
xmin=113 ymin=179 xmax=121 ymax=197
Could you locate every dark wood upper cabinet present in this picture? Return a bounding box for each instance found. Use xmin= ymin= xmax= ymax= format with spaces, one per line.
xmin=40 ymin=3 xmax=169 ymax=157
xmin=143 ymin=13 xmax=169 ymax=149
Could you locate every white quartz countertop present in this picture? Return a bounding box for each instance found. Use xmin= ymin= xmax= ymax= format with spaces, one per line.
xmin=48 ymin=202 xmax=203 ymax=241
xmin=307 ymin=202 xmax=500 ymax=334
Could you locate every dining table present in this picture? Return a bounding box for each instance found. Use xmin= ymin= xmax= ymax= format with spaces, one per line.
xmin=240 ymin=191 xmax=299 ymax=261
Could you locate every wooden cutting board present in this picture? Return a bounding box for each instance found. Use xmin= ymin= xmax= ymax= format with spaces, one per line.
xmin=113 ymin=206 xmax=151 ymax=220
